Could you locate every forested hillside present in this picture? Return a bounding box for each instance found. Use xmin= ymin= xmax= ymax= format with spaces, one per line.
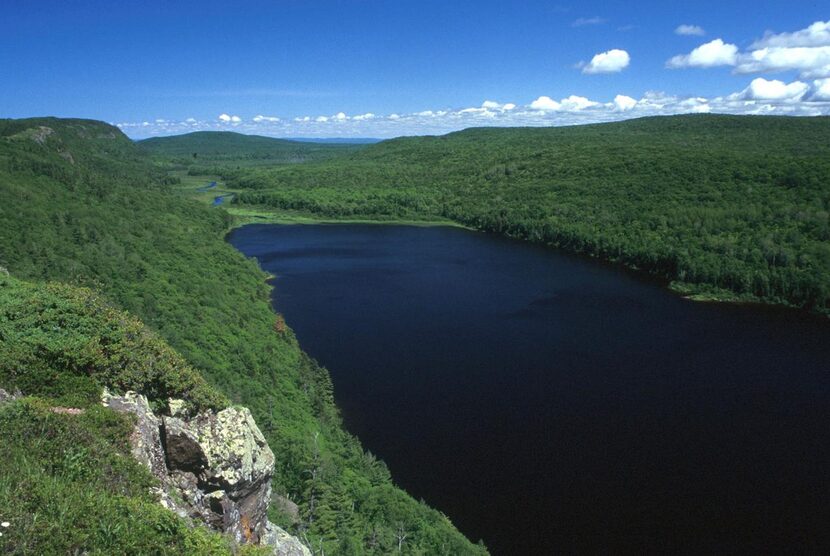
xmin=0 ymin=118 xmax=486 ymax=555
xmin=139 ymin=131 xmax=363 ymax=169
xmin=225 ymin=115 xmax=830 ymax=314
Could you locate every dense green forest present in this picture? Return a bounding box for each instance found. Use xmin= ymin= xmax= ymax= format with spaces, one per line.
xmin=207 ymin=115 xmax=830 ymax=314
xmin=0 ymin=118 xmax=486 ymax=554
xmin=138 ymin=131 xmax=364 ymax=171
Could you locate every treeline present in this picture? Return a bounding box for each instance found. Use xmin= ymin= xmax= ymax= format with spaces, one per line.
xmin=0 ymin=118 xmax=486 ymax=554
xmin=138 ymin=131 xmax=363 ymax=169
xmin=228 ymin=115 xmax=830 ymax=313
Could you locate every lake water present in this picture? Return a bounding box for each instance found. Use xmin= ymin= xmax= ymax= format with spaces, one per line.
xmin=228 ymin=224 xmax=830 ymax=554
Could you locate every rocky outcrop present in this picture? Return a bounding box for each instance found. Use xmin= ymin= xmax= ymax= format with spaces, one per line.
xmin=263 ymin=522 xmax=313 ymax=556
xmin=0 ymin=388 xmax=17 ymax=404
xmin=102 ymin=389 xmax=310 ymax=556
xmin=102 ymin=390 xmax=168 ymax=480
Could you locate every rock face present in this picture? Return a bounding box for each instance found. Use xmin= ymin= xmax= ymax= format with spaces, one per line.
xmin=102 ymin=390 xmax=168 ymax=480
xmin=102 ymin=390 xmax=310 ymax=556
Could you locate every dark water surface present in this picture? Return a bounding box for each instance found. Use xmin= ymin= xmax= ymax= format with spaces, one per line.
xmin=228 ymin=224 xmax=830 ymax=555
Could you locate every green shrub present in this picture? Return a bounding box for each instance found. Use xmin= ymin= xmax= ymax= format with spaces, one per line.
xmin=0 ymin=275 xmax=227 ymax=412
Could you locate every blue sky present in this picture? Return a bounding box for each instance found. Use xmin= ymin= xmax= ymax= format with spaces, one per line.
xmin=2 ymin=0 xmax=829 ymax=137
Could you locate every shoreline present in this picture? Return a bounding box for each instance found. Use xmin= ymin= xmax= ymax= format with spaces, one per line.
xmin=222 ymin=205 xmax=828 ymax=319
xmin=225 ymin=205 xmax=473 ymax=229
xmin=171 ymin=171 xmax=825 ymax=320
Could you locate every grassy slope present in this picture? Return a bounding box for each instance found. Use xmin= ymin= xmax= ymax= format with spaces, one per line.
xmin=0 ymin=275 xmax=254 ymax=555
xmin=0 ymin=118 xmax=485 ymax=555
xmin=227 ymin=114 xmax=830 ymax=314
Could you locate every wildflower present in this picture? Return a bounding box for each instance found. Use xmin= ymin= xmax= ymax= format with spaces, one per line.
xmin=0 ymin=521 xmax=8 ymax=527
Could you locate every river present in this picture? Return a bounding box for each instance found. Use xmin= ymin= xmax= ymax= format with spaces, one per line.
xmin=228 ymin=223 xmax=830 ymax=554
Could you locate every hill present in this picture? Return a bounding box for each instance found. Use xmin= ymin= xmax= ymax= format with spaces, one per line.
xmin=227 ymin=114 xmax=830 ymax=314
xmin=138 ymin=131 xmax=364 ymax=166
xmin=0 ymin=118 xmax=487 ymax=555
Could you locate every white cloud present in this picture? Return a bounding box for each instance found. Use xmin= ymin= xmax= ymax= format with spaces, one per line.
xmin=812 ymin=78 xmax=830 ymax=100
xmin=528 ymin=95 xmax=598 ymax=111
xmin=613 ymin=94 xmax=637 ymax=111
xmin=218 ymin=113 xmax=232 ymax=122
xmin=560 ymin=95 xmax=598 ymax=110
xmin=751 ymin=20 xmax=830 ymax=48
xmin=572 ymin=16 xmax=606 ymax=27
xmin=667 ymin=38 xmax=739 ymax=68
xmin=481 ymin=100 xmax=517 ymax=111
xmin=690 ymin=103 xmax=712 ymax=113
xmin=118 ymin=78 xmax=830 ymax=140
xmin=675 ymin=24 xmax=705 ymax=36
xmin=218 ymin=113 xmax=241 ymax=123
xmin=734 ymin=46 xmax=830 ymax=78
xmin=734 ymin=77 xmax=809 ymax=101
xmin=582 ymin=49 xmax=630 ymax=74
xmin=529 ymin=96 xmax=561 ymax=111
xmin=460 ymin=107 xmax=498 ymax=118
xmin=667 ymin=21 xmax=830 ymax=79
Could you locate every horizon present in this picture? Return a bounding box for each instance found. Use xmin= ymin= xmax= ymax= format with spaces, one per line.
xmin=3 ymin=1 xmax=830 ymax=138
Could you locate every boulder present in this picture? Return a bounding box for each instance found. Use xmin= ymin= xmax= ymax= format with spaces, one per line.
xmin=102 ymin=389 xmax=168 ymax=480
xmin=186 ymin=406 xmax=276 ymax=543
xmin=262 ymin=522 xmax=313 ymax=556
xmin=162 ymin=416 xmax=207 ymax=472
xmin=101 ymin=391 xmax=305 ymax=552
xmin=0 ymin=388 xmax=15 ymax=404
xmin=168 ymin=398 xmax=189 ymax=418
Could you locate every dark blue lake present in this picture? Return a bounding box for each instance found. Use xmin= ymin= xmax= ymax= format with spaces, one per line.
xmin=228 ymin=224 xmax=830 ymax=555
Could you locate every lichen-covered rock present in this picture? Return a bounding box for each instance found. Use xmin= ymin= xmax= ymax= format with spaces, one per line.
xmin=262 ymin=522 xmax=312 ymax=556
xmin=101 ymin=389 xmax=168 ymax=480
xmin=0 ymin=388 xmax=15 ymax=404
xmin=187 ymin=406 xmax=276 ymax=543
xmin=101 ymin=390 xmax=306 ymax=553
xmin=190 ymin=407 xmax=275 ymax=497
xmin=168 ymin=398 xmax=189 ymax=418
xmin=163 ymin=416 xmax=208 ymax=472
